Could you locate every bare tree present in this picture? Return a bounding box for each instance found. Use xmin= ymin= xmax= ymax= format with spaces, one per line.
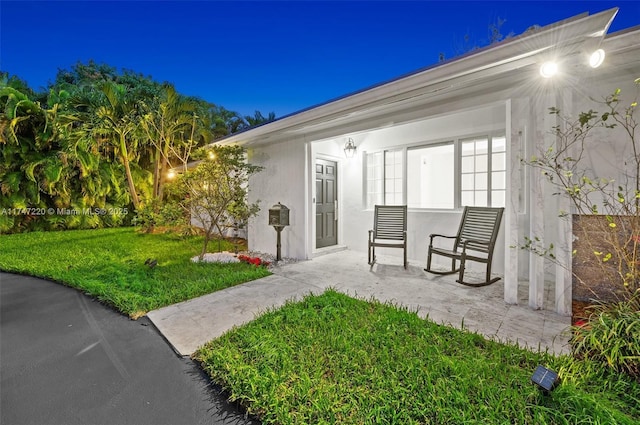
xmin=167 ymin=145 xmax=263 ymax=260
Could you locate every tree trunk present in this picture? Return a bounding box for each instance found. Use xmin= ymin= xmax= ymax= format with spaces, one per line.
xmin=157 ymin=155 xmax=168 ymax=202
xmin=199 ymin=231 xmax=211 ymax=261
xmin=152 ymin=152 xmax=160 ymax=200
xmin=120 ymin=133 xmax=140 ymax=209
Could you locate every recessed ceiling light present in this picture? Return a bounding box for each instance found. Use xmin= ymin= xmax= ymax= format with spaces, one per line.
xmin=540 ymin=61 xmax=558 ymax=78
xmin=589 ymin=49 xmax=605 ymax=68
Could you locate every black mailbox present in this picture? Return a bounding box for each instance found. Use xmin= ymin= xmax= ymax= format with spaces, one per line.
xmin=269 ymin=202 xmax=289 ymax=262
xmin=269 ymin=202 xmax=289 ymax=227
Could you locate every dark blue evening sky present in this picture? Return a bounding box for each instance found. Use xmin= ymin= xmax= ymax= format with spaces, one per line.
xmin=1 ymin=1 xmax=639 ymax=117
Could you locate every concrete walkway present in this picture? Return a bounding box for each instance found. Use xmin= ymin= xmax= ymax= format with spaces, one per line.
xmin=148 ymin=250 xmax=572 ymax=357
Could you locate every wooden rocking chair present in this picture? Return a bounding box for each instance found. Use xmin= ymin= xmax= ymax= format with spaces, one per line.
xmin=368 ymin=205 xmax=407 ymax=269
xmin=425 ymin=206 xmax=504 ymax=286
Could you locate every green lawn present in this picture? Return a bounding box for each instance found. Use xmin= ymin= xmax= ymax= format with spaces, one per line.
xmin=0 ymin=227 xmax=271 ymax=317
xmin=195 ymin=290 xmax=640 ymax=425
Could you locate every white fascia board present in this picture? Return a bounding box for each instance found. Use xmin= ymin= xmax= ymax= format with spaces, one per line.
xmin=214 ymin=8 xmax=618 ymax=147
xmin=602 ymin=25 xmax=640 ymax=55
xmin=588 ymin=27 xmax=640 ymax=79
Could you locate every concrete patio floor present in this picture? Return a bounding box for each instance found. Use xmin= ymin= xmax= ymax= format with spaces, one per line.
xmin=148 ymin=249 xmax=572 ymax=357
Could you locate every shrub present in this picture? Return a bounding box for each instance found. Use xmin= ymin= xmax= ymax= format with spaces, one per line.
xmin=571 ymin=295 xmax=640 ymax=381
xmin=237 ymin=254 xmax=270 ymax=268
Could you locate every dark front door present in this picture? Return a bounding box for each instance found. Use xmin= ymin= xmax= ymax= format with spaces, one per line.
xmin=316 ymin=159 xmax=338 ymax=248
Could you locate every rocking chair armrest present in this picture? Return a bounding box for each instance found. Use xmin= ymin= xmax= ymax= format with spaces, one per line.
xmin=429 ymin=234 xmax=456 ymax=242
xmin=368 ymin=229 xmax=374 ymax=241
xmin=460 ymin=238 xmax=490 ymax=251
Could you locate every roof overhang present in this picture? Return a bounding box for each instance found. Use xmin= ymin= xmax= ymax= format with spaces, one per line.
xmin=214 ymin=8 xmax=622 ymax=147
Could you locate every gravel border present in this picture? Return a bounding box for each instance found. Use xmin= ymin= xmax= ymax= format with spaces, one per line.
xmin=191 ymin=251 xmax=298 ymax=269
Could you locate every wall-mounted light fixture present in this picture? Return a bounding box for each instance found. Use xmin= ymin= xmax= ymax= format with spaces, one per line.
xmin=344 ymin=138 xmax=357 ymax=158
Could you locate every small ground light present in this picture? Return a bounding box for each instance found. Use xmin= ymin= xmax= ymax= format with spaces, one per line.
xmin=540 ymin=61 xmax=558 ymax=78
xmin=531 ymin=365 xmax=560 ymax=393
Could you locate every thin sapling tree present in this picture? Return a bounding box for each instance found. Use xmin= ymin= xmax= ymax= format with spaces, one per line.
xmin=167 ymin=145 xmax=263 ymax=260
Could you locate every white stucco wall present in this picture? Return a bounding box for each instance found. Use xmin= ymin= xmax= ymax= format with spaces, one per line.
xmin=565 ymin=75 xmax=639 ymax=196
xmin=246 ymin=138 xmax=308 ymax=259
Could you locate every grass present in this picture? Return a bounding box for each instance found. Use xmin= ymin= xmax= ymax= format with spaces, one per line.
xmin=195 ymin=290 xmax=640 ymax=425
xmin=0 ymin=227 xmax=271 ymax=317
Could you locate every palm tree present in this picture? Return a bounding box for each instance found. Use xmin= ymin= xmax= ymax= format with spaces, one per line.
xmin=0 ymin=86 xmax=50 ymax=228
xmin=140 ymin=84 xmax=207 ymax=202
xmin=206 ymin=105 xmax=245 ymax=137
xmin=243 ymin=110 xmax=276 ymax=128
xmin=76 ymin=81 xmax=146 ymax=209
xmin=0 ymin=86 xmax=87 ymax=231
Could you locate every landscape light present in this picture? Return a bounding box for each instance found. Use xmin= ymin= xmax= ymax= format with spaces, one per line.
xmin=531 ymin=365 xmax=560 ymax=393
xmin=167 ymin=169 xmax=176 ymax=180
xmin=589 ymin=49 xmax=605 ymax=68
xmin=539 ymin=61 xmax=558 ymax=78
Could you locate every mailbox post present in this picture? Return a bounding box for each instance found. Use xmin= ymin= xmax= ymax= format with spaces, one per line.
xmin=269 ymin=202 xmax=289 ymax=262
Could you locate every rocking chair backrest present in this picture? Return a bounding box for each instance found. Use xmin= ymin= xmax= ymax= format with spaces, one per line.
xmin=455 ymin=206 xmax=504 ymax=253
xmin=373 ymin=205 xmax=407 ymax=240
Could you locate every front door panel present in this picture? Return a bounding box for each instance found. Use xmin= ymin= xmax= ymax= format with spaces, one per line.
xmin=316 ymin=159 xmax=337 ymax=248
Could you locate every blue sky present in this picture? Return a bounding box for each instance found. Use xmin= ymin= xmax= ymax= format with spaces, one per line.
xmin=2 ymin=1 xmax=639 ymax=117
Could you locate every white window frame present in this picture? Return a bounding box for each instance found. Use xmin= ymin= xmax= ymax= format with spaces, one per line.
xmin=459 ymin=134 xmax=506 ymax=208
xmin=364 ymin=151 xmax=383 ymax=209
xmin=364 ymin=148 xmax=405 ymax=209
xmin=406 ymin=141 xmax=456 ymax=209
xmin=364 ymin=131 xmax=506 ymax=210
xmin=384 ymin=149 xmax=405 ymax=206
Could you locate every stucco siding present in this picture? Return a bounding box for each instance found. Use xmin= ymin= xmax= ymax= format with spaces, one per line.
xmin=246 ymin=138 xmax=308 ymax=259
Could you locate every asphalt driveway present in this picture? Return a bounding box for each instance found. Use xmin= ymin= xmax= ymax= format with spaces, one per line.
xmin=0 ymin=272 xmax=258 ymax=425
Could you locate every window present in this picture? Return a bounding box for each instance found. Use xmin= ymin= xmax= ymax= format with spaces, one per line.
xmin=364 ymin=133 xmax=506 ymax=209
xmin=365 ymin=150 xmax=404 ymax=208
xmin=460 ymin=136 xmax=506 ymax=207
xmin=365 ymin=152 xmax=383 ymax=208
xmin=407 ymin=143 xmax=454 ymax=209
xmin=384 ymin=150 xmax=403 ymax=205
xmin=491 ymin=136 xmax=507 ymax=207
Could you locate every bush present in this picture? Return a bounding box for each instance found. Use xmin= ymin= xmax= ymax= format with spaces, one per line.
xmin=571 ymin=295 xmax=640 ymax=381
xmin=133 ymin=200 xmax=190 ymax=234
